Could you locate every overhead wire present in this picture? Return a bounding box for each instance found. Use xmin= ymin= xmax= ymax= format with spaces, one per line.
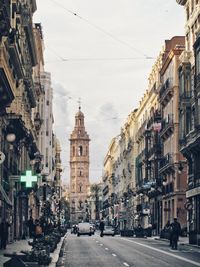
xmin=48 ymin=0 xmax=154 ymax=60
xmin=45 ymin=57 xmax=154 ymax=63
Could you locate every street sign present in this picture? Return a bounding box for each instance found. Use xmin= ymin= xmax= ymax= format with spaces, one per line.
xmin=20 ymin=170 xmax=38 ymax=188
xmin=0 ymin=151 xmax=5 ymax=164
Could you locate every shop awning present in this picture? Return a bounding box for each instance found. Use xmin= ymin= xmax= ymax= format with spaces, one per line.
xmin=0 ymin=184 xmax=12 ymax=207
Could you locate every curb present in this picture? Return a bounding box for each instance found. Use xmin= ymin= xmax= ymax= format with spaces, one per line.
xmin=49 ymin=232 xmax=68 ymax=267
xmin=55 ymin=233 xmax=68 ymax=267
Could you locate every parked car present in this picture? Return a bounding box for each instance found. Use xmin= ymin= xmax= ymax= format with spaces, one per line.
xmin=103 ymin=226 xmax=115 ymax=236
xmin=77 ymin=222 xmax=93 ymax=236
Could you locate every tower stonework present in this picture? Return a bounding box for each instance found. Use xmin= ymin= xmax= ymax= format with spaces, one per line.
xmin=69 ymin=107 xmax=90 ymax=223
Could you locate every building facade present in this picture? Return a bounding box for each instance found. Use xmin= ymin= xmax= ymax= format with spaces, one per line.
xmin=159 ymin=37 xmax=187 ymax=230
xmin=69 ymin=107 xmax=90 ymax=224
xmin=177 ymin=0 xmax=200 ymax=245
xmin=0 ymin=0 xmax=60 ymax=241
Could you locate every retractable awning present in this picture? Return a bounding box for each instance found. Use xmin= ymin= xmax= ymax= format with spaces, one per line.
xmin=0 ymin=184 xmax=12 ymax=207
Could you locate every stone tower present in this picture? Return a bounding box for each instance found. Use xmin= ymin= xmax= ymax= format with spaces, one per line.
xmin=69 ymin=106 xmax=90 ymax=223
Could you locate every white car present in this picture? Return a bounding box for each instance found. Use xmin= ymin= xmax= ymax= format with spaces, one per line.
xmin=103 ymin=226 xmax=115 ymax=236
xmin=77 ymin=222 xmax=93 ymax=236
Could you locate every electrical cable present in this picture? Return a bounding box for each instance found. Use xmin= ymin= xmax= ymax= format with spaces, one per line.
xmin=49 ymin=0 xmax=154 ymax=59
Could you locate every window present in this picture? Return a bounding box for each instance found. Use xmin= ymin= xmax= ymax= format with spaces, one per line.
xmin=80 ymin=171 xmax=82 ymax=177
xmin=79 ymin=183 xmax=82 ymax=192
xmin=78 ymin=146 xmax=83 ymax=156
xmin=186 ymin=107 xmax=191 ymax=134
xmin=196 ymin=49 xmax=200 ymax=75
xmin=73 ymin=146 xmax=75 ymax=157
xmin=186 ymin=7 xmax=189 ymax=20
xmin=191 ymin=0 xmax=194 ymax=13
xmin=79 ymin=119 xmax=81 ymax=125
xmin=79 ymin=200 xmax=83 ymax=208
xmin=179 ymin=72 xmax=184 ymax=97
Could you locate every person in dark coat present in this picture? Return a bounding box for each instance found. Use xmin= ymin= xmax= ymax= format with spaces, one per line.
xmin=0 ymin=219 xmax=10 ymax=249
xmin=27 ymin=216 xmax=35 ymax=238
xmin=171 ymin=218 xmax=181 ymax=250
xmin=99 ymin=219 xmax=105 ymax=237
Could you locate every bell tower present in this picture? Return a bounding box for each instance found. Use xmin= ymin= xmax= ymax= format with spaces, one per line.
xmin=69 ymin=105 xmax=90 ymax=223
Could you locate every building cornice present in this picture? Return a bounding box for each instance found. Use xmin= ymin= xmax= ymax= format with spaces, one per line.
xmin=176 ymin=0 xmax=187 ymax=5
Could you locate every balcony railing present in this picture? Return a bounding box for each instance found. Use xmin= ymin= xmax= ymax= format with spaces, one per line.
xmin=188 ymin=172 xmax=200 ymax=190
xmin=159 ymin=153 xmax=173 ymax=170
xmin=0 ymin=41 xmax=15 ymax=108
xmin=0 ymin=0 xmax=11 ymax=38
xmin=160 ymin=114 xmax=174 ymax=139
xmin=162 ymin=182 xmax=174 ymax=195
xmin=8 ymin=34 xmax=24 ymax=80
xmin=159 ymin=78 xmax=173 ymax=105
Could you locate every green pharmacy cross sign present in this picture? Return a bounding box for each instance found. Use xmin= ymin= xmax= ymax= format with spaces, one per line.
xmin=20 ymin=170 xmax=38 ymax=188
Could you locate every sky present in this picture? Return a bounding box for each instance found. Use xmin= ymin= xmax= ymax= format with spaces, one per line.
xmin=33 ymin=0 xmax=185 ymax=184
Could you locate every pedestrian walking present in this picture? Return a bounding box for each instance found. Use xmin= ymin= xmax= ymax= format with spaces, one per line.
xmin=99 ymin=219 xmax=105 ymax=237
xmin=0 ymin=219 xmax=10 ymax=249
xmin=171 ymin=218 xmax=181 ymax=250
xmin=164 ymin=220 xmax=172 ymax=246
xmin=26 ymin=216 xmax=35 ymax=238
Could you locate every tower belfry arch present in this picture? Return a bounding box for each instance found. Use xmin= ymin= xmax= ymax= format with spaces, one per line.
xmin=69 ymin=106 xmax=90 ymax=223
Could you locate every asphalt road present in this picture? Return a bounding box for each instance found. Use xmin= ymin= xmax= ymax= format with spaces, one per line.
xmin=62 ymin=232 xmax=200 ymax=267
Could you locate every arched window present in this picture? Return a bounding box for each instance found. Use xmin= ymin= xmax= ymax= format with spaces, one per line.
xmin=78 ymin=146 xmax=83 ymax=156
xmin=79 ymin=200 xmax=83 ymax=208
xmin=73 ymin=146 xmax=75 ymax=156
xmin=86 ymin=146 xmax=88 ymax=155
xmin=79 ymin=183 xmax=82 ymax=192
xmin=79 ymin=119 xmax=81 ymax=125
xmin=80 ymin=171 xmax=82 ymax=177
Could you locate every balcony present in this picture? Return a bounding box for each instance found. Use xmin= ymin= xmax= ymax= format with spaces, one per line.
xmin=136 ymin=120 xmax=147 ymax=143
xmin=34 ymin=76 xmax=44 ymax=97
xmin=0 ymin=0 xmax=11 ymax=38
xmin=21 ymin=5 xmax=37 ymax=67
xmin=159 ymin=153 xmax=174 ymax=174
xmin=159 ymin=79 xmax=173 ymax=106
xmin=188 ymin=172 xmax=200 ymax=190
xmin=24 ymin=77 xmax=37 ymax=108
xmin=180 ymin=90 xmax=193 ymax=107
xmin=34 ymin=112 xmax=43 ymax=132
xmin=0 ymin=41 xmax=15 ymax=109
xmin=8 ymin=34 xmax=24 ymax=80
xmin=160 ymin=114 xmax=174 ymax=140
xmin=162 ymin=182 xmax=174 ymax=197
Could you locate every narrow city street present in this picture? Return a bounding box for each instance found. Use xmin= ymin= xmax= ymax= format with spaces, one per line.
xmin=62 ymin=233 xmax=200 ymax=267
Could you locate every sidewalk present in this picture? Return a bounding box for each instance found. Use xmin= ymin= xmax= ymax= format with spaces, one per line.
xmin=0 ymin=234 xmax=67 ymax=266
xmin=151 ymin=235 xmax=200 ymax=250
xmin=0 ymin=239 xmax=31 ymax=266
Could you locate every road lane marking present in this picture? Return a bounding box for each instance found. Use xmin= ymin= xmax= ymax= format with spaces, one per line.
xmin=112 ymin=253 xmax=117 ymax=257
xmin=105 ymin=248 xmax=109 ymax=250
xmin=96 ymin=241 xmax=99 ymax=243
xmin=100 ymin=244 xmax=103 ymax=246
xmin=123 ymin=263 xmax=130 ymax=267
xmin=121 ymin=238 xmax=200 ymax=267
